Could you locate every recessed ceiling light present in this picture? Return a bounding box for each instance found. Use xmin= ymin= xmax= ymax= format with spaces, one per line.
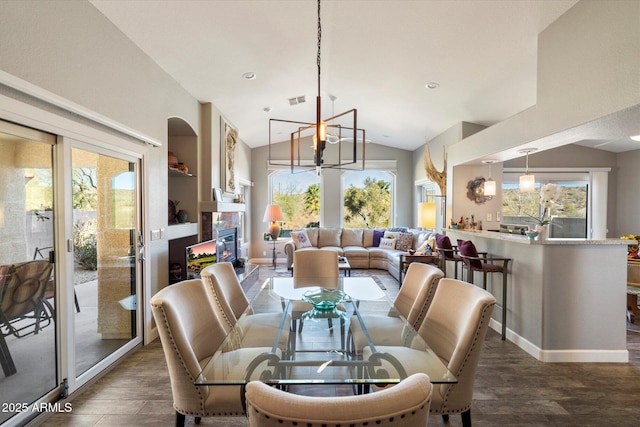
xmin=425 ymin=82 xmax=439 ymax=89
xmin=631 ymin=134 xmax=640 ymax=141
xmin=242 ymin=72 xmax=256 ymax=80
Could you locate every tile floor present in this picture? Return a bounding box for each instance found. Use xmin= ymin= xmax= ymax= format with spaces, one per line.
xmin=40 ymin=267 xmax=640 ymax=426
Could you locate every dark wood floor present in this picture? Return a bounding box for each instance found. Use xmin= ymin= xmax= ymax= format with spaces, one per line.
xmin=41 ymin=267 xmax=640 ymax=426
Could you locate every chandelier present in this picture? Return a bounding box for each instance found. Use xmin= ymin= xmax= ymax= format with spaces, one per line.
xmin=268 ymin=0 xmax=366 ymax=174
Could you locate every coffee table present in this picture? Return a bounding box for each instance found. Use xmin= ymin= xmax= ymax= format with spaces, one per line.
xmin=398 ymin=252 xmax=440 ymax=284
xmin=338 ymin=257 xmax=351 ymax=276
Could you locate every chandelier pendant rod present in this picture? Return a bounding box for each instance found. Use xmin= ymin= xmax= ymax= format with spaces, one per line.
xmin=315 ymin=0 xmax=324 ymax=168
xmin=267 ymin=0 xmax=365 ymax=174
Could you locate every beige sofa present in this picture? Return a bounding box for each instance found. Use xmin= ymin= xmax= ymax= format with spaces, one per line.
xmin=284 ymin=228 xmax=431 ymax=281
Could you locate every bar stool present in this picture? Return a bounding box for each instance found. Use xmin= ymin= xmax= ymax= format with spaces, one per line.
xmin=435 ymin=233 xmax=463 ymax=279
xmin=457 ymin=239 xmax=511 ymax=341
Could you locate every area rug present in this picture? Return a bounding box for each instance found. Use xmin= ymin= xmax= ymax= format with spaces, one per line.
xmin=271 ymin=269 xmax=386 ymax=290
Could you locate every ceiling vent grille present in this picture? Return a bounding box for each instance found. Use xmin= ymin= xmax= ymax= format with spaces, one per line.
xmin=288 ymin=95 xmax=306 ymax=106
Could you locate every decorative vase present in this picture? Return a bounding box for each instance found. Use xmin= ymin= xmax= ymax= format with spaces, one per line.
xmin=169 ymin=263 xmax=182 ymax=282
xmin=168 ymin=151 xmax=178 ymax=168
xmin=176 ymin=162 xmax=188 ymax=174
xmin=536 ymin=225 xmax=548 ymax=241
xmin=168 ymin=200 xmax=177 ymax=224
xmin=177 ymin=210 xmax=188 ymax=224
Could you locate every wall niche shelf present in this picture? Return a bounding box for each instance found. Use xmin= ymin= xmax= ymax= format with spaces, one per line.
xmin=168 ymin=167 xmax=194 ymax=178
xmin=200 ymin=201 xmax=246 ymax=213
xmin=167 ymin=222 xmax=198 ymax=240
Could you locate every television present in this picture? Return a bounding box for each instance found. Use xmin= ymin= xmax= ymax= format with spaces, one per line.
xmin=185 ymin=239 xmax=217 ymax=279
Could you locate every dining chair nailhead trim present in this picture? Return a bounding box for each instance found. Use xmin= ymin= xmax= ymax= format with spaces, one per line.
xmin=151 ymin=302 xmax=209 ymax=416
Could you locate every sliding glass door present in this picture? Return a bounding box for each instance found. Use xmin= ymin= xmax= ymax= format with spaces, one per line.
xmin=0 ymin=120 xmax=145 ymax=425
xmin=0 ymin=124 xmax=57 ymax=425
xmin=70 ymin=147 xmax=141 ymax=381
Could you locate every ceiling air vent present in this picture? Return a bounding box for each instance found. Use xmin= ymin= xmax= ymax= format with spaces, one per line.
xmin=288 ymin=95 xmax=306 ymax=106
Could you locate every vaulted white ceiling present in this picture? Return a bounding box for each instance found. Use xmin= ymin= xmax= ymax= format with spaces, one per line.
xmin=91 ymin=0 xmax=584 ymax=151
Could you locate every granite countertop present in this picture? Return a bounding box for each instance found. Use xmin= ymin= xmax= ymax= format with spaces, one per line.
xmin=444 ymin=228 xmax=628 ymax=245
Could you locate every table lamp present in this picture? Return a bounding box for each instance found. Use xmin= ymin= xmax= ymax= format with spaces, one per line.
xmin=263 ymin=204 xmax=284 ymax=239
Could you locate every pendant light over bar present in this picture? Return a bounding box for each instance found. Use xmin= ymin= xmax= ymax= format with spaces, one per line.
xmin=518 ymin=148 xmax=537 ymax=192
xmin=482 ymin=160 xmax=497 ymax=196
xmin=267 ymin=0 xmax=366 ymax=174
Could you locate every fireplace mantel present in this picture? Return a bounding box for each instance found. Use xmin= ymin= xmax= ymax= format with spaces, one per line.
xmin=200 ymin=201 xmax=246 ymax=213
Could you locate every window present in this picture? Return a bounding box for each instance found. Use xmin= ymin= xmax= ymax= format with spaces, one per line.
xmin=270 ymin=170 xmax=320 ymax=230
xmin=502 ymin=173 xmax=588 ymax=238
xmin=342 ymin=170 xmax=393 ymax=228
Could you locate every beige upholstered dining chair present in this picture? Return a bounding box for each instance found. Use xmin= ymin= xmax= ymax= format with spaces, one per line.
xmin=348 ymin=262 xmax=444 ymax=356
xmin=292 ymin=249 xmax=339 ymax=278
xmin=201 ymin=262 xmax=290 ymax=352
xmin=291 ymin=250 xmax=342 ymax=346
xmin=151 ymin=278 xmax=278 ymax=427
xmin=364 ymin=278 xmax=496 ymax=427
xmin=245 ymin=372 xmax=433 ymax=427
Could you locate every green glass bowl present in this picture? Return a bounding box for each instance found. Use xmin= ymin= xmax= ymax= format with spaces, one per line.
xmin=526 ymin=231 xmax=539 ymax=240
xmin=302 ymin=289 xmax=346 ymax=310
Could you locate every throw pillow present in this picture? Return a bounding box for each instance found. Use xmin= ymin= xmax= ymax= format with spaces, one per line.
xmin=318 ymin=228 xmax=342 ymax=247
xmin=379 ymin=237 xmax=396 ymax=250
xmin=290 ymin=230 xmax=312 ymax=249
xmin=372 ymin=230 xmax=385 ymax=247
xmin=384 ymin=231 xmax=400 ymax=241
xmin=416 ymin=231 xmax=428 ymax=249
xmin=416 ymin=239 xmax=430 ymax=254
xmin=395 ymin=232 xmax=414 ymax=251
xmin=457 ymin=239 xmax=483 ymax=269
xmin=435 ymin=234 xmax=455 ymax=260
xmin=435 ymin=233 xmax=451 ymax=248
xmin=341 ymin=228 xmax=364 ymax=247
xmin=389 ymin=227 xmax=408 ymax=232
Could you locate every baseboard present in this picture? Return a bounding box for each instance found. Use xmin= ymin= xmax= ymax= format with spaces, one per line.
xmin=538 ymin=349 xmax=629 ymax=363
xmin=489 ymin=319 xmax=629 ymax=363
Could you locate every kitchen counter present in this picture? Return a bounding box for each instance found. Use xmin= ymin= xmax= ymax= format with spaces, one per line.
xmin=445 ymin=228 xmax=629 ymax=362
xmin=446 ymin=228 xmax=627 ymax=245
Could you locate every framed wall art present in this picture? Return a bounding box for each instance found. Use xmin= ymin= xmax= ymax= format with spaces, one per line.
xmin=221 ymin=117 xmax=238 ymax=194
xmin=466 ymin=176 xmax=492 ymax=204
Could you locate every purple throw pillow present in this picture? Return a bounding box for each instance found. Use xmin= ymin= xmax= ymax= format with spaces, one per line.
xmin=435 ymin=233 xmax=451 ymax=250
xmin=372 ymin=230 xmax=385 ymax=247
xmin=435 ymin=234 xmax=455 ymax=260
xmin=457 ymin=239 xmax=483 ymax=269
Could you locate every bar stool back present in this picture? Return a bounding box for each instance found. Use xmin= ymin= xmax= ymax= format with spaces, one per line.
xmin=457 ymin=239 xmax=511 ymax=341
xmin=435 ymin=233 xmax=463 ymax=279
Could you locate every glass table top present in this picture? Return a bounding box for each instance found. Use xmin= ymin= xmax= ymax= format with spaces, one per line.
xmin=195 ymin=276 xmax=456 ymax=386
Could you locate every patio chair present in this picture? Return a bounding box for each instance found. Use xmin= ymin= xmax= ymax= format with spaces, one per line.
xmin=0 ymin=260 xmax=54 ymax=377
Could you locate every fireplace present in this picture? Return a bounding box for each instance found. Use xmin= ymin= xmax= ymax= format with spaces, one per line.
xmin=216 ymin=227 xmax=238 ymax=266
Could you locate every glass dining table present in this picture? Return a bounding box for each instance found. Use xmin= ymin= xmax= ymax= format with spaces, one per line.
xmin=194 ymin=276 xmax=457 ymax=389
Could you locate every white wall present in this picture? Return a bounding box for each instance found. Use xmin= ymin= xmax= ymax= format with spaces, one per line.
xmin=415 ymin=0 xmax=640 ymax=238
xmin=451 ymin=164 xmax=504 ymax=231
xmin=0 ymin=1 xmax=201 ymax=332
xmin=615 ymin=149 xmax=640 ymax=237
xmin=445 ymin=0 xmax=640 ymax=166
